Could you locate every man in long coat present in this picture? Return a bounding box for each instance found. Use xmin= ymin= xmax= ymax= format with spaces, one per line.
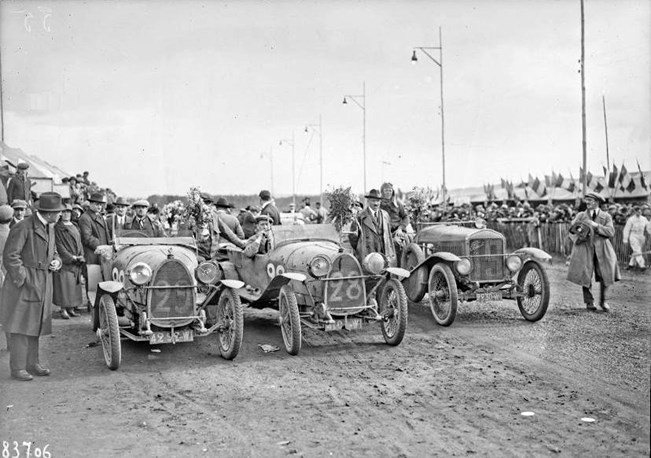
xmin=78 ymin=192 xmax=110 ymax=265
xmin=348 ymin=189 xmax=397 ymax=269
xmin=53 ymin=204 xmax=85 ymax=319
xmin=567 ymin=192 xmax=620 ymax=312
xmin=7 ymin=163 xmax=33 ymax=208
xmin=0 ymin=192 xmax=63 ymax=381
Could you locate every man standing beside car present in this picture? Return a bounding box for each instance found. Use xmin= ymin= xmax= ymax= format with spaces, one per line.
xmin=259 ymin=190 xmax=281 ymax=225
xmin=348 ymin=189 xmax=397 ymax=268
xmin=567 ymin=192 xmax=620 ymax=312
xmin=78 ymin=192 xmax=110 ymax=307
xmin=0 ymin=192 xmax=63 ymax=381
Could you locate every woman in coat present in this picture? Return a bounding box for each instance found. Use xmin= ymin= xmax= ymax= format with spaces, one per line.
xmin=567 ymin=192 xmax=620 ymax=311
xmin=53 ymin=204 xmax=85 ymax=319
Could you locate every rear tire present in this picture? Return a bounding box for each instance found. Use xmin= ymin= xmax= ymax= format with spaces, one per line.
xmin=516 ymin=260 xmax=550 ymax=321
xmin=278 ymin=285 xmax=301 ymax=355
xmin=428 ymin=264 xmax=458 ymax=326
xmin=98 ymin=294 xmax=121 ymax=370
xmin=379 ymin=278 xmax=408 ymax=346
xmin=401 ymin=243 xmax=427 ymax=303
xmin=215 ymin=288 xmax=244 ymax=360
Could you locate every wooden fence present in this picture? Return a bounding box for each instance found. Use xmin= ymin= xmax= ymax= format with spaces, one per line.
xmin=487 ymin=222 xmax=651 ymax=266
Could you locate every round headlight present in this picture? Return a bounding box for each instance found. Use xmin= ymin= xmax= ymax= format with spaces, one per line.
xmin=308 ymin=255 xmax=331 ymax=278
xmin=129 ymin=262 xmax=152 ymax=285
xmin=506 ymin=255 xmax=523 ymax=272
xmin=455 ymin=257 xmax=472 ymax=276
xmin=196 ymin=261 xmax=220 ymax=284
xmin=362 ymin=253 xmax=385 ymax=275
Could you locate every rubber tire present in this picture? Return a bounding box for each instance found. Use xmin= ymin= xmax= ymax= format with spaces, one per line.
xmin=428 ymin=264 xmax=458 ymax=326
xmin=216 ymin=288 xmax=244 ymax=360
xmin=379 ymin=278 xmax=408 ymax=346
xmin=401 ymin=242 xmax=427 ymax=303
xmin=98 ymin=294 xmax=121 ymax=370
xmin=278 ymin=285 xmax=302 ymax=355
xmin=516 ymin=260 xmax=550 ymax=322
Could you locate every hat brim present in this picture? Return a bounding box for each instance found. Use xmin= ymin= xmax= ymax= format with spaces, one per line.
xmin=364 ymin=194 xmax=381 ymax=199
xmin=35 ymin=203 xmax=66 ymax=212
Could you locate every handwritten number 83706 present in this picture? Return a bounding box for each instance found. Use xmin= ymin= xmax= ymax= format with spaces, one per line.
xmin=2 ymin=442 xmax=51 ymax=458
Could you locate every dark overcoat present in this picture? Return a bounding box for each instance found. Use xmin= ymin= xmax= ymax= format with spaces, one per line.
xmin=53 ymin=221 xmax=84 ymax=307
xmin=0 ymin=216 xmax=60 ymax=336
xmin=78 ymin=209 xmax=110 ymax=264
xmin=7 ymin=175 xmax=32 ymax=205
xmin=567 ymin=210 xmax=621 ymax=287
xmin=123 ymin=215 xmax=165 ymax=237
xmin=348 ymin=207 xmax=397 ymax=268
xmin=260 ymin=202 xmax=282 ymax=225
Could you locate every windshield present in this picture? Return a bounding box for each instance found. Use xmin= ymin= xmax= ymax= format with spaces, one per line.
xmin=114 ymin=228 xmax=197 ymax=248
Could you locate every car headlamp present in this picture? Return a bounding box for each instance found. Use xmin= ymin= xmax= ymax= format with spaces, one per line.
xmin=308 ymin=255 xmax=331 ymax=278
xmin=506 ymin=255 xmax=523 ymax=272
xmin=455 ymin=257 xmax=472 ymax=276
xmin=362 ymin=253 xmax=385 ymax=275
xmin=196 ymin=261 xmax=220 ymax=284
xmin=129 ymin=262 xmax=152 ymax=285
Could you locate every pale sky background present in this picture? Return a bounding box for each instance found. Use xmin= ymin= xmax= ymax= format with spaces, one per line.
xmin=1 ymin=0 xmax=649 ymax=199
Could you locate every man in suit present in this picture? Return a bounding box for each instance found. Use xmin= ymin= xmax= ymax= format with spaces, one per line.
xmin=0 ymin=192 xmax=64 ymax=381
xmin=106 ymin=196 xmax=130 ymax=241
xmin=348 ymin=189 xmax=397 ymax=269
xmin=259 ymin=190 xmax=281 ymax=225
xmin=123 ymin=200 xmax=165 ymax=237
xmin=78 ymin=192 xmax=110 ymax=265
xmin=214 ymin=197 xmax=245 ymax=241
xmin=6 ymin=163 xmax=32 ymax=208
xmin=567 ymin=192 xmax=620 ymax=312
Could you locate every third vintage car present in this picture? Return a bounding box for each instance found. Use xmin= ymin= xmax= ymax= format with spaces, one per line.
xmin=204 ymin=224 xmax=410 ymax=355
xmin=400 ymin=219 xmax=551 ymax=326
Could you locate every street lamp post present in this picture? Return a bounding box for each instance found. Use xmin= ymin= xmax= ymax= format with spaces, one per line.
xmin=279 ymin=133 xmax=296 ymax=208
xmin=343 ymin=81 xmax=366 ymax=193
xmin=412 ymin=26 xmax=446 ymax=206
xmin=305 ymin=114 xmax=323 ymax=205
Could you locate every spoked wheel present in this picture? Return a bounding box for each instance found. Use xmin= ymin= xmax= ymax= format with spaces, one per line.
xmin=428 ymin=264 xmax=458 ymax=326
xmin=278 ymin=285 xmax=301 ymax=355
xmin=215 ymin=289 xmax=244 ymax=360
xmin=98 ymin=294 xmax=121 ymax=370
xmin=379 ymin=278 xmax=408 ymax=346
xmin=400 ymin=242 xmax=427 ymax=303
xmin=516 ymin=260 xmax=550 ymax=321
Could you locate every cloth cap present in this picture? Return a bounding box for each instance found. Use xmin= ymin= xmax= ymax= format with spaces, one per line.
xmin=255 ymin=215 xmax=272 ymax=224
xmin=35 ymin=192 xmax=65 ymax=212
xmin=200 ymin=192 xmax=213 ymax=203
xmin=215 ymin=197 xmax=233 ymax=208
xmin=11 ymin=199 xmax=28 ymax=210
xmin=0 ymin=205 xmax=14 ymax=223
xmin=132 ymin=199 xmax=150 ymax=208
xmin=17 ymin=162 xmax=30 ymax=170
xmin=259 ymin=190 xmax=271 ymax=200
xmin=584 ymin=192 xmax=605 ymax=203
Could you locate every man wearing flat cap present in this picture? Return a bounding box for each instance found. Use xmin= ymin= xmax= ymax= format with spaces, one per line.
xmin=10 ymin=200 xmax=28 ymax=228
xmin=348 ymin=189 xmax=397 ymax=269
xmin=0 ymin=192 xmax=63 ymax=381
xmin=123 ymin=200 xmax=165 ymax=237
xmin=243 ymin=215 xmax=273 ymax=257
xmin=7 ymin=162 xmax=32 ymax=208
xmin=567 ymin=192 xmax=620 ymax=312
xmin=259 ymin=190 xmax=281 ymax=226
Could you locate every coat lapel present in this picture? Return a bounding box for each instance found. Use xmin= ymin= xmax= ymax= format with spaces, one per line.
xmin=33 ymin=215 xmax=48 ymax=242
xmin=361 ymin=210 xmax=379 ymax=234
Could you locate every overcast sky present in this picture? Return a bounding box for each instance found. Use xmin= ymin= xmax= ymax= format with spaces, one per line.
xmin=1 ymin=0 xmax=649 ymax=199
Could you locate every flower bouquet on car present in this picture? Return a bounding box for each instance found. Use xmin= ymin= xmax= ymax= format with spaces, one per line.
xmin=162 ymin=200 xmax=186 ymax=233
xmin=325 ymin=186 xmax=356 ymax=234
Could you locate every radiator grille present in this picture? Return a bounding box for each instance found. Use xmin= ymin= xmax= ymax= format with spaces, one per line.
xmin=149 ymin=259 xmax=195 ymax=326
xmin=468 ymin=237 xmax=505 ymax=282
xmin=325 ymin=254 xmax=366 ymax=315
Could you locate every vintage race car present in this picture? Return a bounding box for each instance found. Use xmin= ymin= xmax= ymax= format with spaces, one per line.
xmin=205 ymin=224 xmax=410 ymax=355
xmin=400 ymin=220 xmax=551 ymax=326
xmin=88 ymin=229 xmax=244 ymax=370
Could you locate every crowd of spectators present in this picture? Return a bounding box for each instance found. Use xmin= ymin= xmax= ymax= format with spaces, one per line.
xmin=61 ymin=171 xmax=117 ymax=208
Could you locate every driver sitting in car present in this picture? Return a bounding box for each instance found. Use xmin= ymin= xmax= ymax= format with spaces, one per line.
xmin=243 ymin=215 xmax=273 ymax=258
xmin=123 ymin=200 xmax=166 ymax=237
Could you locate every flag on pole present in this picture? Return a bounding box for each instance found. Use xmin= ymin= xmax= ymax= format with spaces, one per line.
xmin=608 ymin=164 xmax=619 ymax=188
xmin=619 ymin=164 xmax=632 ymax=192
xmin=532 ymin=177 xmax=547 ymax=197
xmin=638 ymin=160 xmax=648 ymax=190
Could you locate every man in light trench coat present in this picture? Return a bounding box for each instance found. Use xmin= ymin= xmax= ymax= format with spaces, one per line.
xmin=567 ymin=192 xmax=620 ymax=312
xmin=0 ymin=192 xmax=63 ymax=381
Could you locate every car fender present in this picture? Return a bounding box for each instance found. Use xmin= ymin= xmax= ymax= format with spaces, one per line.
xmin=385 ymin=267 xmax=410 ymax=279
xmin=98 ymin=281 xmax=124 ymax=294
xmin=513 ymin=247 xmax=552 ymax=262
xmin=219 ymin=279 xmax=245 ymax=289
xmin=409 ymin=252 xmax=461 ymax=272
xmin=251 ymin=272 xmax=307 ymax=306
xmin=217 ymin=261 xmax=242 ymax=281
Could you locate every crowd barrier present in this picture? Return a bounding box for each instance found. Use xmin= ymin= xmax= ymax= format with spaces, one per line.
xmin=487 ymin=221 xmax=651 ymax=266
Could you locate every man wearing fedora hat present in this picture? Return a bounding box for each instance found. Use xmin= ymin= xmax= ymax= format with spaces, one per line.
xmin=78 ymin=192 xmax=110 ymax=265
xmin=123 ymin=200 xmax=165 ymax=237
xmin=0 ymin=192 xmax=63 ymax=381
xmin=567 ymin=192 xmax=620 ymax=312
xmin=7 ymin=162 xmax=32 ymax=208
xmin=214 ymin=197 xmax=245 ymax=240
xmin=259 ymin=190 xmax=281 ymax=226
xmin=106 ymin=196 xmax=130 ymax=241
xmin=348 ymin=189 xmax=397 ymax=269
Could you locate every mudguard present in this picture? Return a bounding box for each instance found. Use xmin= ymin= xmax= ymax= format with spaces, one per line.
xmin=248 ymin=272 xmax=306 ymax=307
xmin=218 ymin=261 xmax=241 ymax=281
xmin=98 ymin=281 xmax=123 ymax=294
xmin=385 ymin=267 xmax=410 ymax=279
xmin=514 ymin=247 xmax=552 ymax=262
xmin=220 ymin=279 xmax=245 ymax=289
xmin=409 ymin=252 xmax=461 ymax=272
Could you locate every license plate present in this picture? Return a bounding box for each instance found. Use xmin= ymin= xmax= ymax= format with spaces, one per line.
xmin=476 ymin=291 xmax=503 ymax=302
xmin=150 ymin=329 xmax=194 ymax=344
xmin=344 ymin=317 xmax=363 ymax=330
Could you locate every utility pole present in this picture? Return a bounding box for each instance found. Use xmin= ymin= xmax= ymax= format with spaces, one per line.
xmin=580 ymin=0 xmax=587 ymax=197
xmin=602 ymin=94 xmax=610 ymax=173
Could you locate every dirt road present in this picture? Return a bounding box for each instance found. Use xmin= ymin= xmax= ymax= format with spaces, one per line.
xmin=1 ymin=262 xmax=649 ymax=457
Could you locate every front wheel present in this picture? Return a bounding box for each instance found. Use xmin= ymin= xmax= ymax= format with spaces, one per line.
xmin=215 ymin=288 xmax=244 ymax=360
xmin=278 ymin=285 xmax=301 ymax=355
xmin=379 ymin=278 xmax=408 ymax=346
xmin=428 ymin=264 xmax=458 ymax=326
xmin=516 ymin=260 xmax=550 ymax=321
xmin=98 ymin=294 xmax=121 ymax=370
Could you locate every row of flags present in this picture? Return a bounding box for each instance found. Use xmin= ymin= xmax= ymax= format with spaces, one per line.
xmin=486 ymin=162 xmax=648 ymax=200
